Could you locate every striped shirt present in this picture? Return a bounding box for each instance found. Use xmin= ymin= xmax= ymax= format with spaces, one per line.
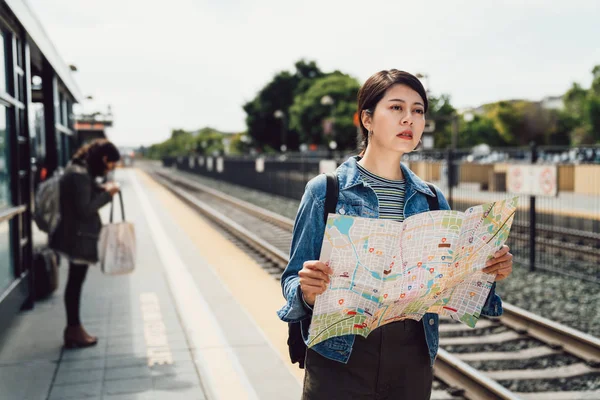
xmin=357 ymin=163 xmax=406 ymax=222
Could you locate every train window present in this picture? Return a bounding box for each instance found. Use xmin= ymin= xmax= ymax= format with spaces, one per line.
xmin=0 ymin=106 xmax=9 ymax=208
xmin=0 ymin=32 xmax=6 ymax=94
xmin=61 ymin=96 xmax=68 ymax=126
xmin=17 ymin=76 xmax=24 ymax=102
xmin=30 ymin=103 xmax=45 ymax=161
xmin=15 ymin=37 xmax=22 ymax=68
xmin=0 ymin=220 xmax=13 ymax=294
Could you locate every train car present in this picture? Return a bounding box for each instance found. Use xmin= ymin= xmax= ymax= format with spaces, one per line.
xmin=0 ymin=0 xmax=83 ymax=334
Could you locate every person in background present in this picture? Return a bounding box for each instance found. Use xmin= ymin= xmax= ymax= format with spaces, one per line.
xmin=278 ymin=70 xmax=513 ymax=399
xmin=50 ymin=139 xmax=121 ymax=348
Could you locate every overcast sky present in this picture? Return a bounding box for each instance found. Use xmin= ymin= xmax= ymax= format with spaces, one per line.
xmin=26 ymin=0 xmax=600 ymax=147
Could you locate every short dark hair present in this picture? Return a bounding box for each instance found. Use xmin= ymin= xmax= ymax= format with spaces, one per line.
xmin=357 ymin=70 xmax=428 ymax=153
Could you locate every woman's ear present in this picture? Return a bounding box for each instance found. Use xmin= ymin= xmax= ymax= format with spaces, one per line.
xmin=361 ymin=110 xmax=372 ymax=131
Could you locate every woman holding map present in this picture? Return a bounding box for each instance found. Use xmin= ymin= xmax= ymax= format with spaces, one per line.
xmin=277 ymin=69 xmax=514 ymax=399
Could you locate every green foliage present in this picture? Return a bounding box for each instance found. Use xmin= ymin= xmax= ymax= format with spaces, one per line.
xmin=559 ymin=65 xmax=600 ymax=144
xmin=148 ymin=63 xmax=600 ymax=157
xmin=145 ymin=127 xmax=230 ymax=159
xmin=585 ymin=95 xmax=600 ymax=143
xmin=475 ymin=100 xmax=567 ymax=146
xmin=591 ymin=65 xmax=600 ymax=95
xmin=563 ymin=83 xmax=588 ymax=120
xmin=288 ymin=72 xmax=361 ymax=150
xmin=242 ymin=60 xmax=325 ymax=151
xmin=194 ymin=127 xmax=227 ymax=155
xmin=484 ymin=101 xmax=524 ymax=145
xmin=455 ymin=64 xmax=600 ymax=147
xmin=551 ymin=111 xmax=577 ymax=146
xmin=459 ymin=115 xmax=504 ymax=147
xmin=146 ymin=129 xmax=195 ymax=159
xmin=228 ymin=132 xmax=253 ymax=155
xmin=427 ymin=94 xmax=455 ymax=148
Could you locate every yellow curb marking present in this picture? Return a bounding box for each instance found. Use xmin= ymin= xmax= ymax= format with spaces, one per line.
xmin=138 ymin=169 xmax=304 ymax=385
xmin=131 ymin=170 xmax=259 ymax=400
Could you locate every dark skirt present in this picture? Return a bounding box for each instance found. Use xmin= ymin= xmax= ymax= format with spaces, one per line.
xmin=302 ymin=320 xmax=433 ymax=400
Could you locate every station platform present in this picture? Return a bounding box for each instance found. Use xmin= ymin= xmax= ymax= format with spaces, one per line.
xmin=0 ymin=169 xmax=301 ymax=400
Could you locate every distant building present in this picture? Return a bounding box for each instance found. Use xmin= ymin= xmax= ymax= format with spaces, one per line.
xmin=540 ymin=95 xmax=564 ymax=110
xmin=75 ymin=107 xmax=114 ymax=146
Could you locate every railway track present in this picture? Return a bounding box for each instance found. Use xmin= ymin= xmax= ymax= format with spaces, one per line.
xmin=510 ymin=225 xmax=599 ymax=261
xmin=148 ymin=167 xmax=600 ymax=400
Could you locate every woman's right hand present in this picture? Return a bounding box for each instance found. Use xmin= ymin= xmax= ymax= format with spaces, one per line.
xmin=298 ymin=260 xmax=333 ymax=306
xmin=103 ymin=182 xmax=120 ymax=196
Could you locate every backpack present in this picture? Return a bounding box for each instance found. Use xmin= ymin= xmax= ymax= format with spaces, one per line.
xmin=286 ymin=174 xmax=440 ymax=369
xmin=33 ymin=171 xmax=62 ymax=234
xmin=32 ymin=247 xmax=60 ymax=299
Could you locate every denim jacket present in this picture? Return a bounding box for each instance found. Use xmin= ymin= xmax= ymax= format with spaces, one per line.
xmin=277 ymin=156 xmax=503 ymax=366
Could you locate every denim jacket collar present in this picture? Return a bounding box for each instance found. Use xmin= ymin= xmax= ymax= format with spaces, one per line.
xmin=337 ymin=156 xmax=436 ymax=197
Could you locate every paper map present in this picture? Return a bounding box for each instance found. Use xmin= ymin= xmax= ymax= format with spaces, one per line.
xmin=307 ymin=198 xmax=518 ymax=348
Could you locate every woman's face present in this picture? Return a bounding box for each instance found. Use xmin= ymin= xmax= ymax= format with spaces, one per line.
xmin=363 ymin=84 xmax=426 ymax=155
xmin=103 ymin=156 xmax=118 ymax=174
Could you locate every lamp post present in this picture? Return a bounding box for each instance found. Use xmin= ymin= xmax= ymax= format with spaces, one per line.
xmin=321 ymin=95 xmax=335 ymax=155
xmin=274 ymin=110 xmax=287 ymax=152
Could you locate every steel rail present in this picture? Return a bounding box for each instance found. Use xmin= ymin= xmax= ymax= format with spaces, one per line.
xmin=434 ymin=349 xmax=522 ymax=400
xmin=153 ymin=167 xmax=597 ymax=260
xmin=501 ymin=303 xmax=600 ymax=365
xmin=150 ymin=173 xmax=289 ymax=268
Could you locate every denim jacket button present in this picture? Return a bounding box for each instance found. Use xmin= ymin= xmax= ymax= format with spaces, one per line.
xmin=429 ymin=318 xmax=435 ymax=326
xmin=339 ymin=208 xmax=346 ymax=215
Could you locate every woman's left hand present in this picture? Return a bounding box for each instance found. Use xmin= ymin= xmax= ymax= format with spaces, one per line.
xmin=482 ymin=245 xmax=513 ymax=281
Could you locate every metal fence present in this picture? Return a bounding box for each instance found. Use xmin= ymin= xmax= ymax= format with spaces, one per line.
xmin=163 ymin=145 xmax=600 ymax=282
xmin=441 ymin=146 xmax=599 ymax=284
xmin=164 ymin=154 xmax=322 ymax=201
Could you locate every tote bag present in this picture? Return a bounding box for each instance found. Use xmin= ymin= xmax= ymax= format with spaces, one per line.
xmin=99 ymin=191 xmax=136 ymax=275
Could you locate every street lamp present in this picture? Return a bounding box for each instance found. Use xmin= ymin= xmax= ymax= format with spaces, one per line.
xmin=273 ymin=110 xmax=287 ymax=152
xmin=327 ymin=140 xmax=338 ymax=160
xmin=320 ymin=95 xmax=334 ymax=107
xmin=320 ymin=95 xmax=336 ymax=149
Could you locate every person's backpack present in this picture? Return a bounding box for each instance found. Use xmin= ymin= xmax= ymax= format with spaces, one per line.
xmin=33 ymin=171 xmax=62 ymax=234
xmin=286 ymin=174 xmax=440 ymax=369
xmin=32 ymin=247 xmax=60 ymax=299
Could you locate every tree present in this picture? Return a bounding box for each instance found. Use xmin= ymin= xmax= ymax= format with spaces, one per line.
xmin=551 ymin=111 xmax=576 ymax=146
xmin=242 ymin=60 xmax=325 ymax=151
xmin=426 ymin=94 xmax=455 ymax=148
xmin=458 ymin=114 xmax=504 ymax=147
xmin=591 ymin=65 xmax=600 ymax=95
xmin=483 ymin=101 xmax=525 ymax=145
xmin=145 ymin=127 xmax=228 ymax=159
xmin=563 ymin=83 xmax=588 ymax=121
xmin=558 ymin=65 xmax=600 ymax=144
xmin=146 ymin=130 xmax=191 ymax=159
xmin=586 ymin=66 xmax=600 ymax=143
xmin=288 ymin=72 xmax=361 ymax=150
xmin=228 ymin=132 xmax=252 ymax=155
xmin=193 ymin=127 xmax=227 ymax=155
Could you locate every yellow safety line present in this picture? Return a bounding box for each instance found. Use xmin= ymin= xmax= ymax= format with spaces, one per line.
xmin=137 ymin=170 xmax=304 ymax=385
xmin=131 ymin=170 xmax=260 ymax=400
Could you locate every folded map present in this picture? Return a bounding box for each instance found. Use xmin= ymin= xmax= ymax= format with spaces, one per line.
xmin=307 ymin=197 xmax=518 ymax=348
